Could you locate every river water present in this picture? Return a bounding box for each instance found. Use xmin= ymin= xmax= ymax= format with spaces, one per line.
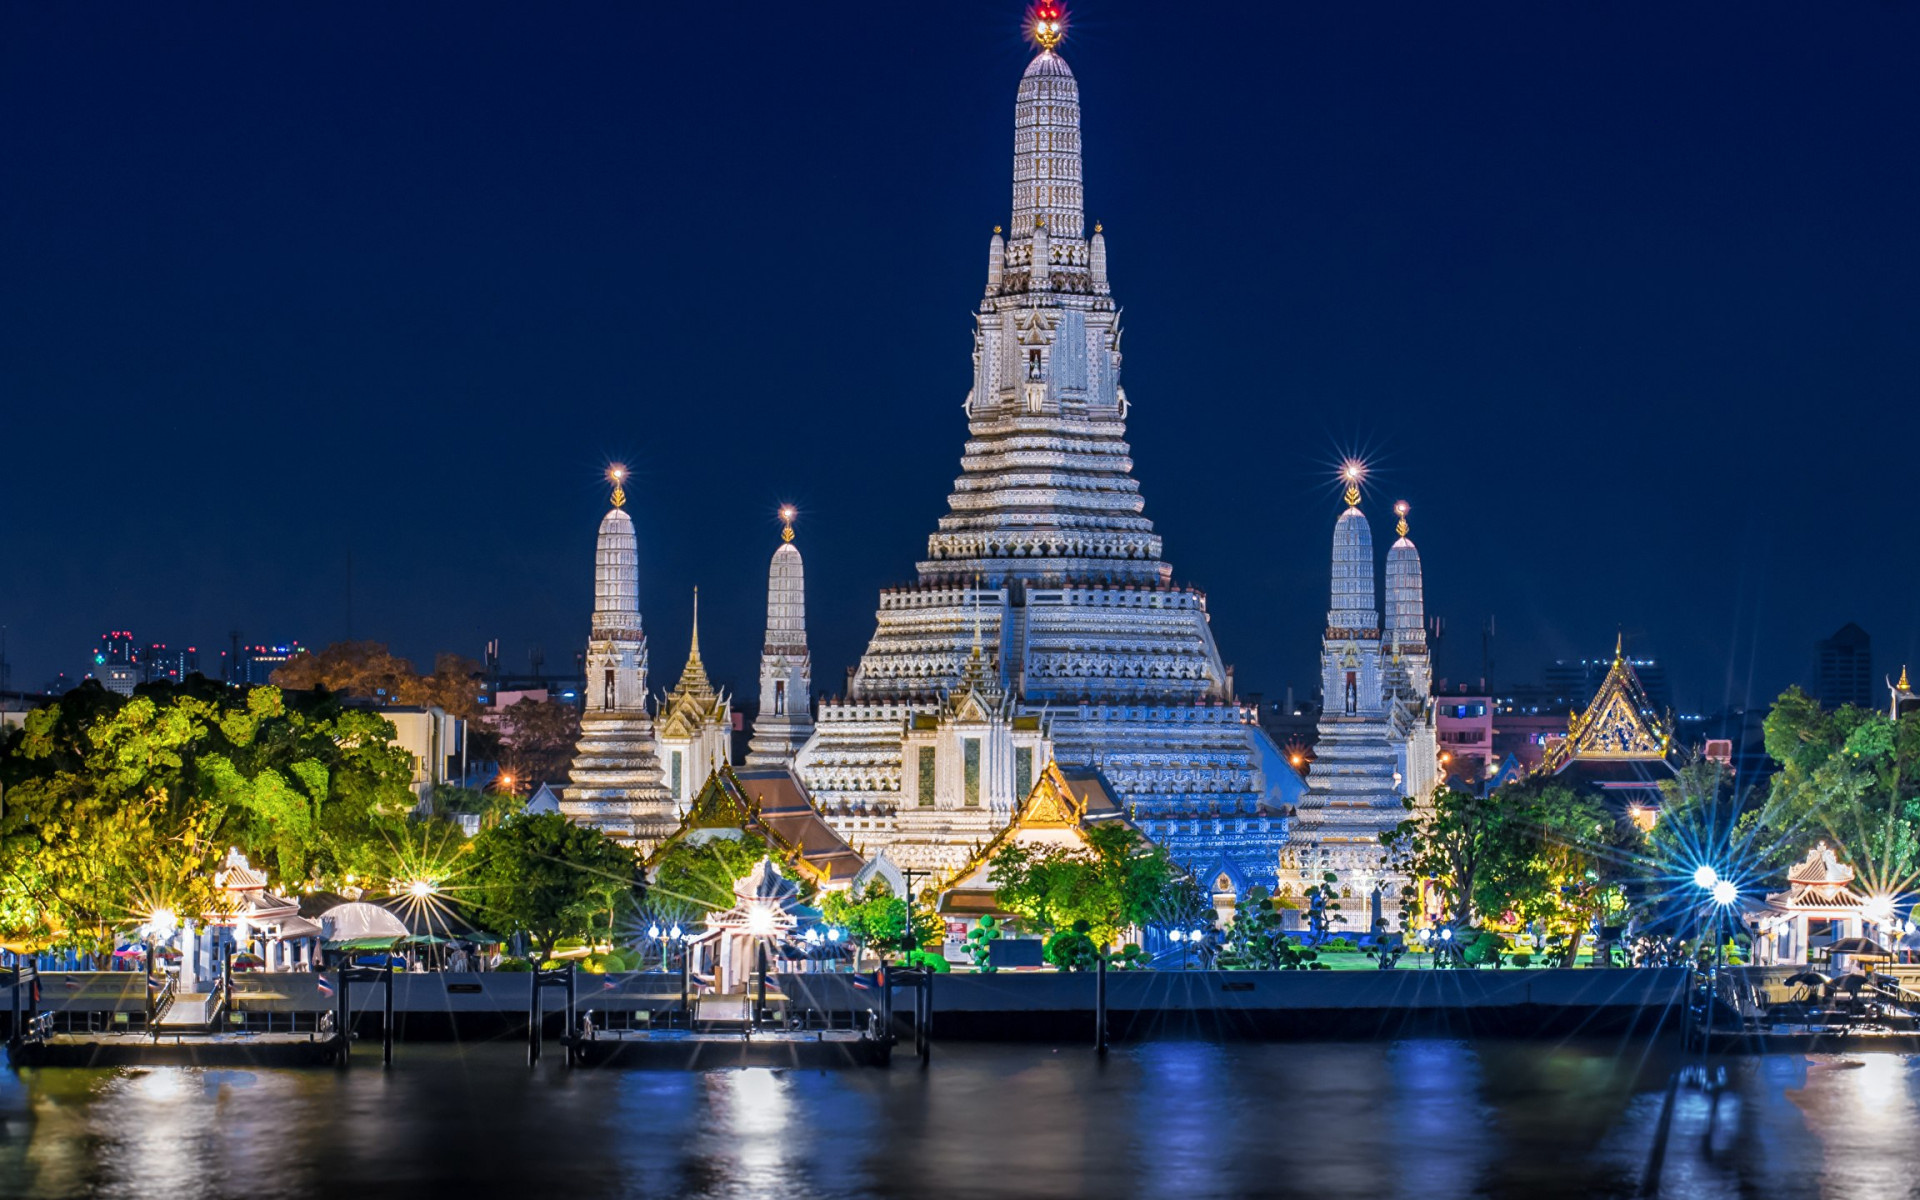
xmin=2 ymin=1040 xmax=1916 ymax=1200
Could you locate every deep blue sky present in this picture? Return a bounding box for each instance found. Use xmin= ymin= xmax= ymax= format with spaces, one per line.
xmin=4 ymin=2 xmax=1917 ymax=715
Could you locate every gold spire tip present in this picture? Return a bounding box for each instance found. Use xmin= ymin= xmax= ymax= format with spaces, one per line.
xmin=1025 ymin=1 xmax=1067 ymax=52
xmin=779 ymin=504 xmax=796 ymax=543
xmin=1340 ymin=460 xmax=1366 ymax=508
xmin=1394 ymin=500 xmax=1410 ymax=538
xmin=607 ymin=465 xmax=627 ymax=509
xmin=1900 ymin=666 xmax=1911 ymax=692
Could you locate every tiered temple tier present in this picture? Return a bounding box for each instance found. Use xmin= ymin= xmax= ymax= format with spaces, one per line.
xmin=844 ymin=582 xmax=1229 ymax=705
xmin=560 ymin=711 xmax=675 ymax=849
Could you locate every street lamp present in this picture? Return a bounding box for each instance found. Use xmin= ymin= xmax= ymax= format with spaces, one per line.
xmin=1695 ymin=865 xmax=1735 ymax=1045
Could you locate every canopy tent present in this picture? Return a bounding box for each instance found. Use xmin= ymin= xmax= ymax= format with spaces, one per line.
xmin=318 ymin=902 xmax=410 ymax=943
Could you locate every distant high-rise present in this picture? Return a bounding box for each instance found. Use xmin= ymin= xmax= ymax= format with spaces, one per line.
xmin=144 ymin=643 xmax=201 ymax=684
xmin=1814 ymin=623 xmax=1873 ymax=710
xmin=228 ymin=643 xmax=303 ymax=686
xmin=91 ymin=631 xmax=140 ymax=696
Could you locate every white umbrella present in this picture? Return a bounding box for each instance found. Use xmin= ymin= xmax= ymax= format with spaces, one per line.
xmin=318 ymin=902 xmax=410 ymax=942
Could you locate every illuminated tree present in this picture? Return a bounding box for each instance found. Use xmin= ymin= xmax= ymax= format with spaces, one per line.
xmin=988 ymin=823 xmax=1177 ymax=948
xmin=465 ymin=812 xmax=641 ymax=963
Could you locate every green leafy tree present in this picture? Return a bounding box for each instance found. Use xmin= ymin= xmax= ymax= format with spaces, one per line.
xmin=1043 ymin=921 xmax=1100 ymax=971
xmin=0 ymin=682 xmax=417 ymax=948
xmin=1382 ymin=787 xmax=1521 ymax=929
xmin=465 ymin=812 xmax=641 ymax=963
xmin=964 ymin=914 xmax=1004 ymax=973
xmin=819 ymin=880 xmax=941 ymax=965
xmin=988 ymin=823 xmax=1178 ymax=949
xmin=647 ymin=834 xmax=772 ymax=924
xmin=1220 ymin=888 xmax=1324 ymax=970
xmin=1740 ymin=687 xmax=1920 ymax=887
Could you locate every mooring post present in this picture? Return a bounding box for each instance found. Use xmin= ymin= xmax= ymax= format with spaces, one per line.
xmin=336 ymin=970 xmax=350 ymax=1065
xmin=564 ymin=963 xmax=577 ymax=1068
xmin=1095 ymin=951 xmax=1109 ymax=1056
xmin=527 ymin=969 xmax=541 ymax=1067
xmin=881 ymin=965 xmax=894 ymax=1049
xmin=679 ymin=946 xmax=691 ymax=1031
xmin=223 ymin=944 xmax=233 ymax=1027
xmin=756 ymin=942 xmax=769 ymax=1030
xmin=8 ymin=966 xmax=18 ymax=1048
xmin=920 ymin=972 xmax=932 ymax=1067
xmin=383 ymin=960 xmax=395 ymax=1067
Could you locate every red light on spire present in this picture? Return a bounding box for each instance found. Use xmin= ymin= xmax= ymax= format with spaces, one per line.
xmin=1025 ymin=1 xmax=1067 ymax=51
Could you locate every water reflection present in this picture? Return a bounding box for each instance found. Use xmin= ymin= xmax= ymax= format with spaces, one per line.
xmin=4 ymin=1043 xmax=1920 ymax=1199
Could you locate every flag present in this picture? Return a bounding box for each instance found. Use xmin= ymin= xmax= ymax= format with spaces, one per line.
xmin=316 ymin=976 xmax=335 ymax=996
xmin=602 ymin=978 xmax=618 ymax=990
xmin=64 ymin=977 xmax=81 ymax=989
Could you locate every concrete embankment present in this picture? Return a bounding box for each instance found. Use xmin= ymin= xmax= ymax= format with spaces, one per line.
xmin=9 ymin=967 xmax=1688 ymax=1046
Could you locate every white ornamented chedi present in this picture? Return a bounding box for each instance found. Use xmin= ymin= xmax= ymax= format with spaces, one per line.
xmin=1285 ymin=483 xmax=1438 ymax=929
xmin=560 ymin=472 xmax=677 ymax=851
xmin=654 ymin=588 xmax=733 ymax=816
xmin=795 ymin=35 xmax=1297 ymax=881
xmin=745 ymin=509 xmax=815 ymax=768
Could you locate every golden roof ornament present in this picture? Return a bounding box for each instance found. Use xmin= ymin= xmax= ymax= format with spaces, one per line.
xmin=1900 ymin=666 xmax=1912 ymax=692
xmin=1025 ymin=1 xmax=1067 ymax=52
xmin=1394 ymin=500 xmax=1410 ymax=538
xmin=1341 ymin=460 xmax=1366 ymax=509
xmin=779 ymin=504 xmax=796 ymax=544
xmin=607 ymin=464 xmax=627 ymax=509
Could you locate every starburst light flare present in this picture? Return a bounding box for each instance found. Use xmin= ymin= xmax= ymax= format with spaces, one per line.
xmin=1340 ymin=459 xmax=1367 ymax=507
xmin=1025 ymin=1 xmax=1067 ymax=52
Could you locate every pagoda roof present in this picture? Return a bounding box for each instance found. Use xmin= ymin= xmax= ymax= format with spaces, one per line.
xmin=643 ymin=764 xmax=866 ymax=887
xmin=934 ymin=760 xmax=1134 ymax=910
xmin=1538 ymin=641 xmax=1679 ymax=778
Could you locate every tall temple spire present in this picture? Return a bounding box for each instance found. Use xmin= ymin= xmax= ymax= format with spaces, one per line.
xmin=673 ymin=587 xmax=714 ymax=697
xmin=1384 ymin=501 xmax=1426 ymax=650
xmin=561 ymin=474 xmax=674 ymax=849
xmin=1329 ymin=462 xmax=1377 ymax=632
xmin=1012 ymin=3 xmax=1082 ymax=241
xmin=746 ymin=506 xmax=815 ymax=767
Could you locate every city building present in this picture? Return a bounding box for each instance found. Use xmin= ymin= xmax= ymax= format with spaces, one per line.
xmin=1434 ymin=693 xmax=1494 ymax=788
xmin=91 ymin=631 xmax=140 ymax=696
xmin=143 ymin=643 xmax=200 ymax=685
xmin=794 ymin=30 xmax=1295 ymax=886
xmin=1284 ymin=487 xmax=1439 ymax=927
xmin=744 ymin=508 xmax=815 ymax=768
xmin=1814 ymin=622 xmax=1873 ymax=710
xmin=358 ymin=704 xmax=466 ymax=801
xmin=227 ymin=642 xmax=304 ymax=686
xmin=559 ymin=471 xmax=676 ymax=850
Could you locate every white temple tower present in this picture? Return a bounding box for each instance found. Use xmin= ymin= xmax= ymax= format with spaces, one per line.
xmin=795 ymin=18 xmax=1293 ymax=882
xmin=1288 ymin=474 xmax=1436 ymax=931
xmin=559 ymin=468 xmax=676 ymax=850
xmin=745 ymin=508 xmax=815 ymax=768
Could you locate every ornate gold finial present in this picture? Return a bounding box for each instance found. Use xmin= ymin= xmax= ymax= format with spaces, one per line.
xmin=1900 ymin=666 xmax=1911 ymax=692
xmin=1036 ymin=215 xmax=1046 ymax=229
xmin=1614 ymin=630 xmax=1624 ymax=661
xmin=1340 ymin=460 xmax=1366 ymax=508
xmin=690 ymin=587 xmax=701 ymax=658
xmin=994 ymin=225 xmax=1003 ymax=235
xmin=1025 ymin=1 xmax=1067 ymax=52
xmin=1394 ymin=500 xmax=1410 ymax=538
xmin=779 ymin=504 xmax=796 ymax=543
xmin=1095 ymin=221 xmax=1103 ymax=234
xmin=608 ymin=464 xmax=627 ymax=509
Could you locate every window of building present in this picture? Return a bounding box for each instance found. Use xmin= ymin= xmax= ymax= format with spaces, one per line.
xmin=964 ymin=739 xmax=981 ymax=807
xmin=918 ymin=747 xmax=936 ymax=807
xmin=774 ymin=679 xmax=786 ymax=717
xmin=1014 ymin=746 xmax=1033 ymax=803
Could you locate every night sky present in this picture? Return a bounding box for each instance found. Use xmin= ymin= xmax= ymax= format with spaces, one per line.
xmin=4 ymin=2 xmax=1917 ymax=717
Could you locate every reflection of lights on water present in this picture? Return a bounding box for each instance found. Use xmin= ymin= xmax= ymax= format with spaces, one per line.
xmin=135 ymin=1070 xmax=185 ymax=1101
xmin=722 ymin=1068 xmax=791 ymax=1187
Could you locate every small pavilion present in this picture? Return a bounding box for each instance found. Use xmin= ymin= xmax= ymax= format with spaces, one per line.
xmin=210 ymin=849 xmax=325 ymax=971
xmin=643 ymin=764 xmax=867 ymax=890
xmin=1755 ymin=842 xmax=1874 ymax=965
xmin=684 ymin=857 xmax=840 ymax=994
